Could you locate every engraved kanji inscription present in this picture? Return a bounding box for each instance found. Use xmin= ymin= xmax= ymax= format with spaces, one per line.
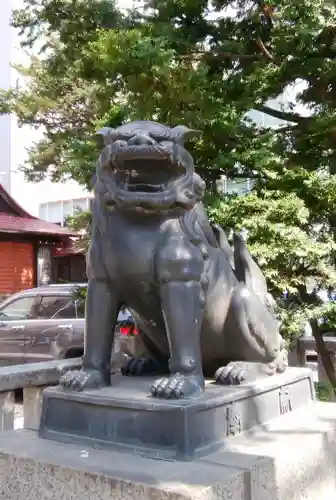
xmin=279 ymin=386 xmax=292 ymax=415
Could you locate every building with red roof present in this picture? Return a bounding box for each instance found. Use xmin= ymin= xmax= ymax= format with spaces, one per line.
xmin=0 ymin=184 xmax=84 ymax=297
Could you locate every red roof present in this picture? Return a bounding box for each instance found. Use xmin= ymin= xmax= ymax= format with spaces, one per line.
xmin=0 ymin=184 xmax=76 ymax=237
xmin=52 ymin=242 xmax=85 ymax=257
xmin=0 ymin=213 xmax=74 ymax=236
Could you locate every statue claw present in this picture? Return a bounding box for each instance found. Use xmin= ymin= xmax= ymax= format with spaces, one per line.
xmin=60 ymin=369 xmax=108 ymax=391
xmin=215 ymin=362 xmax=248 ymax=385
xmin=151 ymin=374 xmax=204 ymax=399
xmin=274 ymin=346 xmax=288 ymax=374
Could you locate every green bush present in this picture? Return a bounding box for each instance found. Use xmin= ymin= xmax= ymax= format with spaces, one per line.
xmin=315 ymin=381 xmax=334 ymax=402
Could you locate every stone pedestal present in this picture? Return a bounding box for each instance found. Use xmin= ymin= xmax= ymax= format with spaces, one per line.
xmin=0 ymin=367 xmax=335 ymax=499
xmin=23 ymin=386 xmax=44 ymax=431
xmin=0 ymin=391 xmax=14 ymax=432
xmin=39 ymin=368 xmax=314 ymax=460
xmin=0 ymin=401 xmax=335 ymax=500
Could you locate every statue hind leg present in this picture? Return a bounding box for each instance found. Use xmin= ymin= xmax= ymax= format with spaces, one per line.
xmin=215 ymin=285 xmax=287 ymax=385
xmin=121 ymin=333 xmax=170 ymax=376
xmin=215 ymin=232 xmax=288 ymax=385
xmin=215 ymin=349 xmax=288 ymax=385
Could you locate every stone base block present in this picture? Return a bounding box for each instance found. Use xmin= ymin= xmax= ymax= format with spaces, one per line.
xmin=0 ymin=402 xmax=335 ymax=500
xmin=39 ymin=368 xmax=314 ymax=460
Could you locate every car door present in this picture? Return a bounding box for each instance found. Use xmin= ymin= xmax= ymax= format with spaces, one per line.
xmin=24 ymin=294 xmax=77 ymax=363
xmin=0 ymin=294 xmax=40 ymax=366
xmin=67 ymin=298 xmax=85 ymax=354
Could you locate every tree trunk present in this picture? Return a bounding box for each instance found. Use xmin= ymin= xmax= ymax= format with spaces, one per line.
xmin=310 ymin=318 xmax=336 ymax=395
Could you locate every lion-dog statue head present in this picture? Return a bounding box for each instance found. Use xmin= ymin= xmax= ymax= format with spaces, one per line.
xmin=94 ymin=120 xmax=205 ymax=213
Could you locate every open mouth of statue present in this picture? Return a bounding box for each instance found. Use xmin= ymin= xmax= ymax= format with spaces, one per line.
xmin=112 ymin=157 xmax=185 ymax=194
xmin=127 ymin=183 xmax=163 ymax=193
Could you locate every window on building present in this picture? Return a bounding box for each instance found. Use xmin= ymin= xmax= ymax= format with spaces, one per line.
xmin=39 ymin=204 xmax=48 ymax=220
xmin=73 ymin=198 xmax=88 ymax=213
xmin=216 ymin=176 xmax=255 ymax=196
xmin=46 ymin=201 xmax=63 ymax=224
xmin=62 ymin=201 xmax=74 ymax=220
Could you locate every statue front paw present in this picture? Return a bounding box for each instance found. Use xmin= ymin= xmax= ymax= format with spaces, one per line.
xmin=151 ymin=374 xmax=204 ymax=399
xmin=215 ymin=362 xmax=249 ymax=385
xmin=60 ymin=369 xmax=108 ymax=391
xmin=274 ymin=346 xmax=288 ymax=374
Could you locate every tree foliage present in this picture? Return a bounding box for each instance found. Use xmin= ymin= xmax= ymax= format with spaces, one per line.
xmin=1 ymin=1 xmax=335 ymax=355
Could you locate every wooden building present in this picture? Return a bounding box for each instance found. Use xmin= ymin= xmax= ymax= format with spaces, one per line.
xmin=0 ymin=184 xmax=80 ymax=299
xmin=52 ymin=242 xmax=87 ymax=283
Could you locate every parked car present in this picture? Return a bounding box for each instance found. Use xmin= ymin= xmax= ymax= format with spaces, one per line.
xmin=0 ymin=283 xmax=134 ymax=366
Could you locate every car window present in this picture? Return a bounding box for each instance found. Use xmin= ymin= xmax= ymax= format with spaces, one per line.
xmin=38 ymin=296 xmax=77 ymax=319
xmin=75 ymin=300 xmax=85 ymax=318
xmin=0 ymin=296 xmax=37 ymax=321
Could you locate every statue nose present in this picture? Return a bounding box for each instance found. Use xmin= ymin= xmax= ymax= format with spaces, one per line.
xmin=128 ymin=134 xmax=156 ymax=146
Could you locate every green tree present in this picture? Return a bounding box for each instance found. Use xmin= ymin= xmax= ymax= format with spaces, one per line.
xmin=1 ymin=0 xmax=335 ymax=387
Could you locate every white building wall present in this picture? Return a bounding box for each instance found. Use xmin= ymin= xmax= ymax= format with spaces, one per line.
xmin=0 ymin=0 xmax=13 ymax=192
xmin=39 ymin=195 xmax=93 ymax=226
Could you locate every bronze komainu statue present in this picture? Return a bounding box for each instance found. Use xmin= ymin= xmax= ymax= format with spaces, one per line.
xmin=60 ymin=120 xmax=288 ymax=398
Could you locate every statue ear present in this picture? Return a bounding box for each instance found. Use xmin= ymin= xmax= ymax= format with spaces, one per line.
xmin=96 ymin=127 xmax=119 ymax=146
xmin=170 ymin=125 xmax=202 ymax=144
xmin=233 ymin=232 xmax=268 ymax=298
